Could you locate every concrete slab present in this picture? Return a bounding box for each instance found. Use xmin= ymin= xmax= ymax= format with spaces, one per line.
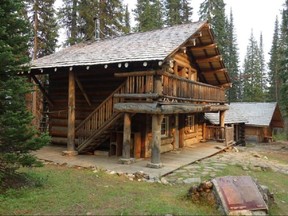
xmin=33 ymin=142 xmax=230 ymax=178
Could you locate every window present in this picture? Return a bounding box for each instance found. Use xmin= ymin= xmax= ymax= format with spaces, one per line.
xmin=186 ymin=115 xmax=195 ymax=133
xmin=161 ymin=116 xmax=169 ymax=137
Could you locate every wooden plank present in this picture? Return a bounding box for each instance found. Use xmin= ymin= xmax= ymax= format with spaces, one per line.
xmin=115 ymin=70 xmax=156 ymax=77
xmin=113 ymin=93 xmax=160 ymax=99
xmin=191 ymin=43 xmax=217 ymax=51
xmin=30 ymin=74 xmax=54 ymax=107
xmin=196 ymin=55 xmax=222 ymax=63
xmin=134 ymin=132 xmax=141 ymax=159
xmin=75 ymin=74 xmax=92 ymax=106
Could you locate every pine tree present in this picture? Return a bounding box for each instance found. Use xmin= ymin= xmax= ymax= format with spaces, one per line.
xmin=58 ymin=0 xmax=81 ymax=45
xmin=133 ymin=0 xmax=164 ymax=32
xmin=199 ymin=0 xmax=228 ymax=61
xmin=59 ymin=0 xmax=128 ymax=44
xmin=123 ymin=4 xmax=131 ymax=34
xmin=259 ymin=32 xmax=267 ymax=98
xmin=268 ymin=17 xmax=281 ymax=102
xmin=279 ymin=0 xmax=288 ymax=117
xmin=0 ymin=0 xmax=50 ymax=181
xmin=164 ymin=0 xmax=192 ymax=26
xmin=26 ymin=0 xmax=59 ymax=59
xmin=226 ymin=9 xmax=240 ymax=102
xmin=242 ymin=31 xmax=265 ymax=102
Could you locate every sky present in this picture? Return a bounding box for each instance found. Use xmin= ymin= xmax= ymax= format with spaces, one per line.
xmin=124 ymin=0 xmax=284 ymax=66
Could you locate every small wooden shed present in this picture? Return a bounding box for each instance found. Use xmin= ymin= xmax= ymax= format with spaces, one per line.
xmin=206 ymin=102 xmax=284 ymax=143
xmin=24 ymin=20 xmax=233 ymax=167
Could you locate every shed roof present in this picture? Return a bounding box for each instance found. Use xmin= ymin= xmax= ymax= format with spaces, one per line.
xmin=205 ymin=102 xmax=284 ymax=128
xmin=29 ymin=20 xmax=230 ymax=86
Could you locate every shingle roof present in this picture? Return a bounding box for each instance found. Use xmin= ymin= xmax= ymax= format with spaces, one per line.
xmin=30 ymin=21 xmax=206 ymax=69
xmin=205 ymin=102 xmax=280 ymax=127
xmin=205 ymin=104 xmax=247 ymax=125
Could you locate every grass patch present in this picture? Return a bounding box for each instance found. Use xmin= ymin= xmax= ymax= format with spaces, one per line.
xmin=0 ymin=165 xmax=219 ymax=215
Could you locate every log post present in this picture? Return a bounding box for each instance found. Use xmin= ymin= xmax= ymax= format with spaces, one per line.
xmin=147 ymin=114 xmax=163 ymax=168
xmin=63 ymin=70 xmax=78 ymax=156
xmin=174 ymin=114 xmax=179 ymax=149
xmin=220 ymin=110 xmax=225 ymax=141
xmin=119 ymin=113 xmax=135 ymax=164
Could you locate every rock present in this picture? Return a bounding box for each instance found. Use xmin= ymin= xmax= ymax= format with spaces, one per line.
xmin=233 ymin=147 xmax=239 ymax=152
xmin=242 ymin=166 xmax=249 ymax=171
xmin=252 ymin=152 xmax=261 ymax=158
xmin=109 ymin=171 xmax=116 ymax=175
xmin=161 ymin=177 xmax=169 ymax=185
xmin=183 ymin=177 xmax=201 ymax=184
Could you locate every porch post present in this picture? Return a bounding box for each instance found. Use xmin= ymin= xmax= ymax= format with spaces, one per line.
xmin=64 ymin=69 xmax=78 ymax=156
xmin=174 ymin=114 xmax=179 ymax=149
xmin=119 ymin=113 xmax=135 ymax=164
xmin=220 ymin=110 xmax=226 ymax=141
xmin=147 ymin=114 xmax=163 ymax=168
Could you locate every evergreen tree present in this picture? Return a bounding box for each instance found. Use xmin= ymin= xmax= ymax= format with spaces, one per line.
xmin=133 ymin=0 xmax=164 ymax=32
xmin=59 ymin=0 xmax=128 ymax=44
xmin=268 ymin=17 xmax=281 ymax=102
xmin=279 ymin=0 xmax=288 ymax=116
xmin=180 ymin=0 xmax=193 ymax=23
xmin=123 ymin=4 xmax=131 ymax=34
xmin=259 ymin=32 xmax=267 ymax=98
xmin=164 ymin=0 xmax=192 ymax=26
xmin=58 ymin=0 xmax=81 ymax=45
xmin=226 ymin=9 xmax=240 ymax=102
xmin=242 ymin=31 xmax=265 ymax=102
xmin=199 ymin=0 xmax=228 ymax=61
xmin=0 ymin=0 xmax=50 ymax=180
xmin=26 ymin=0 xmax=59 ymax=59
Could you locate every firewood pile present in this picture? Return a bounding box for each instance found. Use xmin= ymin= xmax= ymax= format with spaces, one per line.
xmin=187 ymin=180 xmax=216 ymax=205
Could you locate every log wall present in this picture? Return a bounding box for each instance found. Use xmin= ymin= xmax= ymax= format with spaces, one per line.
xmin=48 ymin=70 xmax=124 ymax=144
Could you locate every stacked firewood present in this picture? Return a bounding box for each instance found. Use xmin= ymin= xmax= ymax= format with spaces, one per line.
xmin=187 ymin=181 xmax=216 ymax=205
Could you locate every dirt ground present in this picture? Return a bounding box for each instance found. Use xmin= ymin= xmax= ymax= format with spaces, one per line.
xmin=210 ymin=141 xmax=288 ymax=174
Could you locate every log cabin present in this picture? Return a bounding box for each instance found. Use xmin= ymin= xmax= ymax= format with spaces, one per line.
xmin=205 ymin=102 xmax=284 ymax=144
xmin=23 ymin=20 xmax=233 ymax=168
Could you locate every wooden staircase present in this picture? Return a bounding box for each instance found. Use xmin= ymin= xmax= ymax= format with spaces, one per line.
xmin=75 ymin=83 xmax=126 ymax=153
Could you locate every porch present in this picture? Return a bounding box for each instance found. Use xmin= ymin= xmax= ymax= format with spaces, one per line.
xmin=34 ymin=141 xmax=232 ymax=178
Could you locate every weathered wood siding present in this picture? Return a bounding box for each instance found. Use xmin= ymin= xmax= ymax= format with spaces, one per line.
xmin=48 ymin=70 xmax=124 ymax=144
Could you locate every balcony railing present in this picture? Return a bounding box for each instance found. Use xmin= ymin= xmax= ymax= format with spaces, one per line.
xmin=114 ymin=71 xmax=226 ymax=103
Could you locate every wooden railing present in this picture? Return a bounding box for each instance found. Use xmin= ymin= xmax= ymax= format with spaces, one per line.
xmin=205 ymin=125 xmax=234 ymax=146
xmin=75 ymin=83 xmax=126 ymax=147
xmin=114 ymin=71 xmax=226 ymax=103
xmin=162 ymin=73 xmax=226 ymax=103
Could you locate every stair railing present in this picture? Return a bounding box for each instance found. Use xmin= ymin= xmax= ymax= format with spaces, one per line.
xmin=75 ymin=82 xmax=126 ymax=147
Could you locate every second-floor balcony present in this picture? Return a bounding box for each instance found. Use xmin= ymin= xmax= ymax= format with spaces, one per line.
xmin=114 ymin=70 xmax=226 ymax=104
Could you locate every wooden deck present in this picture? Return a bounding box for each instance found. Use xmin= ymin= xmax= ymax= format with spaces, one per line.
xmin=34 ymin=142 xmax=232 ymax=178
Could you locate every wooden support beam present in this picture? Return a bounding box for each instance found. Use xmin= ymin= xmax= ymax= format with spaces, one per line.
xmin=74 ymin=74 xmax=92 ymax=106
xmin=196 ymin=55 xmax=222 ymax=63
xmin=220 ymin=110 xmax=225 ymax=141
xmin=147 ymin=114 xmax=163 ymax=168
xmin=30 ymin=74 xmax=54 ymax=107
xmin=119 ymin=113 xmax=135 ymax=164
xmin=191 ymin=43 xmax=218 ymax=51
xmin=67 ymin=70 xmax=76 ymax=152
xmin=174 ymin=114 xmax=179 ymax=149
xmin=202 ymin=68 xmax=227 ymax=74
xmin=113 ymin=93 xmax=160 ymax=99
xmin=115 ymin=70 xmax=156 ymax=77
xmin=114 ymin=102 xmax=228 ymax=114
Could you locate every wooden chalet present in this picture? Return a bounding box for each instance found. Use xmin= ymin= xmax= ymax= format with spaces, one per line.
xmin=24 ymin=20 xmax=232 ymax=168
